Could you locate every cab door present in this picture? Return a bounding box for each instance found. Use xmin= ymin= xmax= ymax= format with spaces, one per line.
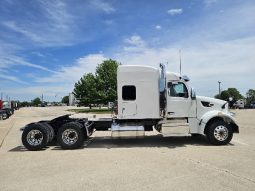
xmin=166 ymin=82 xmax=196 ymax=118
xmin=119 ymin=85 xmax=137 ymax=118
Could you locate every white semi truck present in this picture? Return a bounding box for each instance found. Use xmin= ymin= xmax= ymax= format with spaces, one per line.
xmin=21 ymin=64 xmax=239 ymax=150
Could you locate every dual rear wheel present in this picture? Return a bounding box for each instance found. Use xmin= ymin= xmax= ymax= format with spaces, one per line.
xmin=22 ymin=122 xmax=86 ymax=151
xmin=22 ymin=123 xmax=50 ymax=151
xmin=57 ymin=122 xmax=85 ymax=150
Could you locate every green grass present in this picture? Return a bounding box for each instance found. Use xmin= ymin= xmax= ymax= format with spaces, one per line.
xmin=67 ymin=108 xmax=112 ymax=114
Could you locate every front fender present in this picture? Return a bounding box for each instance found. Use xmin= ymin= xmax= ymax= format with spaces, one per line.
xmin=200 ymin=110 xmax=239 ymax=133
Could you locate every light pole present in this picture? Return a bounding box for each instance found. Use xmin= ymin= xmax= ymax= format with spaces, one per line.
xmin=218 ymin=81 xmax=221 ymax=95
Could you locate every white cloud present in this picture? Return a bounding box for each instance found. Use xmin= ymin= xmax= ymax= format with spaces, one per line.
xmin=31 ymin=51 xmax=45 ymax=57
xmin=2 ymin=0 xmax=76 ymax=47
xmin=3 ymin=21 xmax=43 ymax=42
xmin=124 ymin=35 xmax=145 ymax=46
xmin=91 ymin=0 xmax=115 ymax=13
xmin=167 ymin=8 xmax=183 ymax=15
xmin=155 ymin=25 xmax=162 ymax=30
xmin=0 ymin=53 xmax=55 ymax=73
xmin=0 ymin=42 xmax=55 ymax=83
xmin=39 ymin=0 xmax=74 ymax=29
xmin=1 ymin=53 xmax=109 ymax=101
xmin=36 ymin=53 xmax=108 ymax=83
xmin=0 ymin=73 xmax=27 ymax=84
xmin=123 ymin=35 xmax=146 ymax=52
xmin=204 ymin=0 xmax=217 ymax=7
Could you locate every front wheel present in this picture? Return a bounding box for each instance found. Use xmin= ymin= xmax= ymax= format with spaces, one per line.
xmin=207 ymin=120 xmax=233 ymax=145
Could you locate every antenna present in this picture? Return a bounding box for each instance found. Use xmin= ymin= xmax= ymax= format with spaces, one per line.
xmin=179 ymin=49 xmax=182 ymax=75
xmin=218 ymin=81 xmax=221 ymax=95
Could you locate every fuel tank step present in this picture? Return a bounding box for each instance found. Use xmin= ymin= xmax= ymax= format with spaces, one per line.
xmin=111 ymin=123 xmax=145 ymax=138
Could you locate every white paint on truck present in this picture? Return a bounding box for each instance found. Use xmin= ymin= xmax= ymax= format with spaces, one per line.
xmin=117 ymin=65 xmax=160 ymax=119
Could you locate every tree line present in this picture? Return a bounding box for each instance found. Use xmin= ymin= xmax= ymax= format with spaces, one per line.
xmin=215 ymin=88 xmax=255 ymax=107
xmin=19 ymin=98 xmax=66 ymax=107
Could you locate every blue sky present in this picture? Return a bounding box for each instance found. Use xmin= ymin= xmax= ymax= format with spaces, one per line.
xmin=0 ymin=0 xmax=254 ymax=101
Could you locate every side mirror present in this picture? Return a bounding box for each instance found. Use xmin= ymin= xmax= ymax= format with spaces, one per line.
xmin=191 ymin=88 xmax=196 ymax=100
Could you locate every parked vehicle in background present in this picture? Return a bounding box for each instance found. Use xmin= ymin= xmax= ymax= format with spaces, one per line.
xmin=250 ymin=102 xmax=255 ymax=109
xmin=0 ymin=99 xmax=3 ymax=119
xmin=0 ymin=111 xmax=7 ymax=119
xmin=0 ymin=100 xmax=10 ymax=120
xmin=3 ymin=100 xmax=14 ymax=114
xmin=0 ymin=100 xmax=18 ymax=120
xmin=108 ymin=102 xmax=114 ymax=109
xmin=233 ymin=99 xmax=246 ymax=109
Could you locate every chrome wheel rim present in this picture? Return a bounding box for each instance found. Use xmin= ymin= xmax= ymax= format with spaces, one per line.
xmin=62 ymin=129 xmax=78 ymax=145
xmin=214 ymin=125 xmax=228 ymax=141
xmin=27 ymin=130 xmax=43 ymax=146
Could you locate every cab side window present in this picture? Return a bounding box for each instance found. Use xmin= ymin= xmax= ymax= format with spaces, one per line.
xmin=122 ymin=85 xmax=136 ymax=100
xmin=169 ymin=82 xmax=188 ymax=98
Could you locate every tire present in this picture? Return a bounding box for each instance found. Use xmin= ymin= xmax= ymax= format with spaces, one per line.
xmin=41 ymin=123 xmax=55 ymax=142
xmin=22 ymin=123 xmax=49 ymax=151
xmin=207 ymin=120 xmax=233 ymax=145
xmin=57 ymin=122 xmax=85 ymax=150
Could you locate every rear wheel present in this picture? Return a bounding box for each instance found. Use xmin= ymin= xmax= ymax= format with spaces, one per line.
xmin=207 ymin=120 xmax=233 ymax=145
xmin=57 ymin=122 xmax=85 ymax=149
xmin=22 ymin=123 xmax=49 ymax=151
xmin=41 ymin=123 xmax=55 ymax=142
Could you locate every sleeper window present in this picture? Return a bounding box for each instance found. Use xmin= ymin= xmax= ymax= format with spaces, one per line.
xmin=122 ymin=86 xmax=136 ymax=100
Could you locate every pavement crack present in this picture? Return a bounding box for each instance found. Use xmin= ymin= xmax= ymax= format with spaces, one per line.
xmin=0 ymin=119 xmax=16 ymax=148
xmin=187 ymin=158 xmax=255 ymax=184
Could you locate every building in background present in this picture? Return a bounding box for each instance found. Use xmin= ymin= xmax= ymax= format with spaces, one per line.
xmin=69 ymin=93 xmax=76 ymax=106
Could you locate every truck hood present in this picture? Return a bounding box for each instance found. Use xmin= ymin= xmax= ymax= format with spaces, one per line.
xmin=196 ymin=96 xmax=228 ymax=112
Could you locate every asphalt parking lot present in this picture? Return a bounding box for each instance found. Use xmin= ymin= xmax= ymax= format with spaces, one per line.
xmin=0 ymin=107 xmax=255 ymax=191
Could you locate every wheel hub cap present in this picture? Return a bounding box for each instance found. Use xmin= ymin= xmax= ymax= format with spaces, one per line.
xmin=214 ymin=125 xmax=228 ymax=141
xmin=27 ymin=130 xmax=43 ymax=146
xmin=62 ymin=129 xmax=78 ymax=145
